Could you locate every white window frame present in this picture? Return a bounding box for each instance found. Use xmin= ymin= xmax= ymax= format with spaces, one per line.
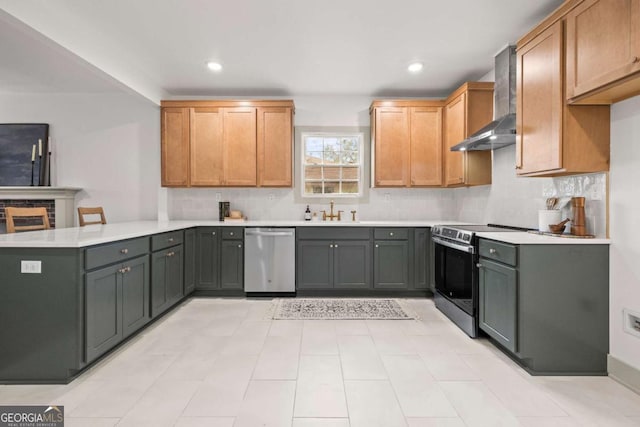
xmin=300 ymin=131 xmax=364 ymax=198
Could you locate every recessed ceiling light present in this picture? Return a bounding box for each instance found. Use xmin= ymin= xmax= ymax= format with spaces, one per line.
xmin=408 ymin=62 xmax=424 ymax=73
xmin=207 ymin=61 xmax=223 ymax=72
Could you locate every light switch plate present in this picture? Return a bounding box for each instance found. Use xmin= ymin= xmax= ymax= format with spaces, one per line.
xmin=623 ymin=308 xmax=640 ymax=338
xmin=21 ymin=260 xmax=42 ymax=274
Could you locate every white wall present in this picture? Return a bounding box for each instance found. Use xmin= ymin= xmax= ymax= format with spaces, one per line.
xmin=0 ymin=92 xmax=160 ymax=224
xmin=610 ymin=95 xmax=640 ymax=371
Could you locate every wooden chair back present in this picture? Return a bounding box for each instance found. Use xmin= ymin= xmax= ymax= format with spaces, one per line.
xmin=78 ymin=207 xmax=107 ymax=226
xmin=5 ymin=207 xmax=51 ymax=233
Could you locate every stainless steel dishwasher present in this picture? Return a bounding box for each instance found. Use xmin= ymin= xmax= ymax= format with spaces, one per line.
xmin=244 ymin=228 xmax=296 ymax=293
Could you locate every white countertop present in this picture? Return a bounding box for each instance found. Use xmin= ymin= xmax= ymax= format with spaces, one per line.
xmin=0 ymin=219 xmax=464 ymax=248
xmin=476 ymin=231 xmax=610 ymax=245
xmin=0 ymin=220 xmax=610 ymax=248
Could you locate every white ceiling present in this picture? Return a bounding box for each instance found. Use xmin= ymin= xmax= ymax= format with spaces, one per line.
xmin=0 ymin=0 xmax=563 ymax=105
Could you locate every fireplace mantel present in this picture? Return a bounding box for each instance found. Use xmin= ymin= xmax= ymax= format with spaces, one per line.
xmin=0 ymin=187 xmax=82 ymax=228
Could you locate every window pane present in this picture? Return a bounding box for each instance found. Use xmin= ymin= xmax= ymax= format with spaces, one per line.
xmin=341 ymin=137 xmax=359 ymax=151
xmin=305 ymin=182 xmax=324 ymax=194
xmin=323 ymin=149 xmax=340 ymax=164
xmin=305 ymin=166 xmax=322 ymax=180
xmin=305 ymin=152 xmax=323 ymax=165
xmin=341 ymin=182 xmax=359 ymax=193
xmin=342 ymin=167 xmax=359 ymax=180
xmin=323 ymin=166 xmax=340 ymax=180
xmin=305 ymin=137 xmax=324 ymax=154
xmin=323 ymin=181 xmax=339 ymax=194
xmin=341 ymin=151 xmax=359 ymax=164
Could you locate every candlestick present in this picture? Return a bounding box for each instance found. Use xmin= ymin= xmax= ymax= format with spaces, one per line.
xmin=38 ymin=139 xmax=42 ymax=157
xmin=31 ymin=144 xmax=36 ymax=162
xmin=30 ymin=160 xmax=35 ymax=186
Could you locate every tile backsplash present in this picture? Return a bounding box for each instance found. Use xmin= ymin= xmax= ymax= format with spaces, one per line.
xmin=165 ymin=144 xmax=608 ymax=237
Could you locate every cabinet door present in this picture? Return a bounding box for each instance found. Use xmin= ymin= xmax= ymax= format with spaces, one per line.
xmin=196 ymin=228 xmax=220 ymax=290
xmin=414 ymin=228 xmax=429 ymax=289
xmin=224 ymin=107 xmax=257 ymax=186
xmin=374 ymin=240 xmax=409 ymax=289
xmin=121 ymin=255 xmax=150 ymax=338
xmin=86 ymin=264 xmax=122 ymax=362
xmin=566 ymin=0 xmax=640 ymax=100
xmin=184 ymin=228 xmax=196 ymax=294
xmin=516 ymin=21 xmax=563 ymax=175
xmin=190 ymin=107 xmax=223 ymax=186
xmin=161 ymin=107 xmax=189 ymax=187
xmin=410 ymin=107 xmax=442 ymax=186
xmin=373 ymin=107 xmax=410 ymax=187
xmin=151 ymin=250 xmax=168 ymax=317
xmin=333 ymin=240 xmax=371 ymax=289
xmin=297 ymin=240 xmax=333 ymax=289
xmin=220 ymin=240 xmax=244 ymax=289
xmin=478 ymin=258 xmax=517 ymax=353
xmin=444 ymin=93 xmax=466 ymax=186
xmin=257 ymin=107 xmax=292 ymax=187
xmin=166 ymin=245 xmax=184 ymax=304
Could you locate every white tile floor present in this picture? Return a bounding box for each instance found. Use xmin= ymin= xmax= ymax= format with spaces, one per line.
xmin=1 ymin=298 xmax=639 ymax=427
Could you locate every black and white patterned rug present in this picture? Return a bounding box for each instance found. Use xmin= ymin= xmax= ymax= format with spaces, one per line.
xmin=271 ymin=298 xmax=414 ymax=320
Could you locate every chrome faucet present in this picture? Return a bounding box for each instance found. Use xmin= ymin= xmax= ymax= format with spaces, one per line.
xmin=322 ymin=200 xmax=342 ymax=221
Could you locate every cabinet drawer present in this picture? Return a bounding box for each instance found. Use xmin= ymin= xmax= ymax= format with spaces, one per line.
xmin=297 ymin=227 xmax=370 ymax=240
xmin=151 ymin=230 xmax=184 ymax=251
xmin=86 ymin=237 xmax=150 ymax=270
xmin=222 ymin=227 xmax=243 ymax=239
xmin=479 ymin=239 xmax=517 ymax=266
xmin=374 ymin=228 xmax=409 ymax=240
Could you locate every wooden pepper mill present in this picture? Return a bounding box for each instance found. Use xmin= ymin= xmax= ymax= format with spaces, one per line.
xmin=571 ymin=197 xmax=586 ymax=236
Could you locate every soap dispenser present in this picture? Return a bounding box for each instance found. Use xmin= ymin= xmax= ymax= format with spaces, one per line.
xmin=304 ymin=205 xmax=312 ymax=221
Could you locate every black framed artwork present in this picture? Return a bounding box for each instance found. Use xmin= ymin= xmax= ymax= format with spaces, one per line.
xmin=0 ymin=123 xmax=50 ymax=186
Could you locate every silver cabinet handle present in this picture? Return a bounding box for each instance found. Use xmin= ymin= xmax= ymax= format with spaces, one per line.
xmin=212 ymin=232 xmax=216 ymax=235
xmin=335 ymin=244 xmax=339 ymax=248
xmin=168 ymin=237 xmax=174 ymax=242
xmin=120 ymin=248 xmax=128 ymax=254
xmin=489 ymin=248 xmax=497 ymax=254
xmin=329 ymin=244 xmax=334 ymax=248
xmin=166 ymin=251 xmax=175 ymax=257
xmin=390 ymin=232 xmax=394 ymax=236
xmin=477 ymin=263 xmax=483 ymax=268
xmin=230 ymin=232 xmax=234 ymax=236
xmin=238 ymin=244 xmax=242 ymax=248
xmin=375 ymin=244 xmax=379 ymax=248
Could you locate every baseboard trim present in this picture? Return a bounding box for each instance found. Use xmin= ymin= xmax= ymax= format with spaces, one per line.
xmin=608 ymin=354 xmax=640 ymax=394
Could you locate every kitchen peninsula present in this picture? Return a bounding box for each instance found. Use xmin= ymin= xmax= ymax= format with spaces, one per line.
xmin=0 ymin=220 xmax=610 ymax=383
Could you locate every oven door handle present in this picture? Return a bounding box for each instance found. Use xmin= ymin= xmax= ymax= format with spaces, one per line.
xmin=432 ymin=236 xmax=475 ymax=254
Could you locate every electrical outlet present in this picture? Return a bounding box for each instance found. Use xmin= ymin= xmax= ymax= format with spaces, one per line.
xmin=215 ymin=193 xmax=222 ymax=201
xmin=384 ymin=193 xmax=391 ymax=202
xmin=623 ymin=309 xmax=640 ymax=338
xmin=21 ymin=260 xmax=42 ymax=274
xmin=268 ymin=193 xmax=275 ymax=201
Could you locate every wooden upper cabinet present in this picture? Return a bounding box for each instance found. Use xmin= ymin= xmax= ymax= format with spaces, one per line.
xmin=371 ymin=101 xmax=443 ymax=187
xmin=566 ymin=0 xmax=640 ymax=103
xmin=161 ymin=107 xmax=189 ymax=187
xmin=443 ymin=83 xmax=493 ymax=187
xmin=410 ymin=107 xmax=442 ymax=186
xmin=160 ymin=100 xmax=294 ymax=187
xmin=257 ymin=107 xmax=293 ymax=187
xmin=372 ymin=106 xmax=410 ymax=187
xmin=517 ymin=20 xmax=610 ymax=176
xmin=190 ymin=108 xmax=223 ymax=186
xmin=223 ymin=107 xmax=257 ymax=186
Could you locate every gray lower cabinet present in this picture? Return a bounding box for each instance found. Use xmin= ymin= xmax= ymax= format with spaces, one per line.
xmin=478 ymin=257 xmax=517 ymax=352
xmin=477 ymin=238 xmax=609 ymax=375
xmin=184 ymin=228 xmax=196 ymax=294
xmin=195 ymin=227 xmax=244 ymax=291
xmin=220 ymin=238 xmax=243 ymax=289
xmin=86 ymin=254 xmax=150 ymax=363
xmin=414 ymin=228 xmax=430 ymax=290
xmin=296 ymin=227 xmax=371 ymax=290
xmin=374 ymin=240 xmax=409 ymax=289
xmin=196 ymin=227 xmax=220 ymax=290
xmin=151 ymin=245 xmax=184 ymax=317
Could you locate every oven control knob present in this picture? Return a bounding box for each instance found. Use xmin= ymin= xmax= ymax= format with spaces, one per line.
xmin=457 ymin=232 xmax=462 ymax=239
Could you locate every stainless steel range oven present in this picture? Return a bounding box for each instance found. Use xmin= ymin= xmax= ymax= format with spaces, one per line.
xmin=431 ymin=224 xmax=524 ymax=337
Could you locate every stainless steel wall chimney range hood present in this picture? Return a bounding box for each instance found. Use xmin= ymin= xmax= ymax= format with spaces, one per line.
xmin=451 ymin=45 xmax=516 ymax=152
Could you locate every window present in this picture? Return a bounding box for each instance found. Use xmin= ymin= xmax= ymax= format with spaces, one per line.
xmin=301 ymin=132 xmax=363 ymax=197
